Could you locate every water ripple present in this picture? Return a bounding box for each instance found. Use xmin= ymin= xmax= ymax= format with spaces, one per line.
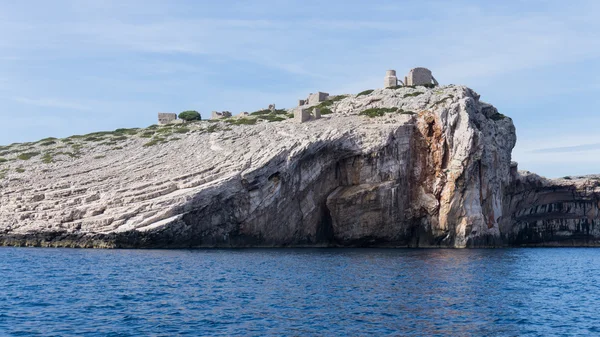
xmin=1 ymin=248 xmax=600 ymax=336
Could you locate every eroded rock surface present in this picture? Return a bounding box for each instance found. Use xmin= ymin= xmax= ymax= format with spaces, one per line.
xmin=0 ymin=85 xmax=594 ymax=248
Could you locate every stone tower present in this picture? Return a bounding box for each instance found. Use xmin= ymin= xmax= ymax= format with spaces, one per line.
xmin=404 ymin=67 xmax=439 ymax=86
xmin=384 ymin=70 xmax=398 ymax=88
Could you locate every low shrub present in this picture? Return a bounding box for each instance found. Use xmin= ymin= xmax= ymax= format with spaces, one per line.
xmin=18 ymin=152 xmax=40 ymax=160
xmin=433 ymin=95 xmax=454 ymax=106
xmin=42 ymin=153 xmax=53 ymax=164
xmin=206 ymin=124 xmax=220 ymax=133
xmin=15 ymin=168 xmax=25 ymax=173
xmin=143 ymin=137 xmax=167 ymax=147
xmin=139 ymin=132 xmax=155 ymax=138
xmin=0 ymin=158 xmax=6 ymax=163
xmin=114 ymin=128 xmax=139 ymax=135
xmin=259 ymin=115 xmax=286 ymax=122
xmin=357 ymin=89 xmax=374 ymax=97
xmin=490 ymin=113 xmax=507 ymax=121
xmin=173 ymin=128 xmax=190 ymax=134
xmin=403 ymin=92 xmax=424 ymax=98
xmin=319 ymin=108 xmax=333 ymax=115
xmin=359 ymin=107 xmax=399 ymax=118
xmin=84 ymin=136 xmax=103 ymax=142
xmin=40 ymin=141 xmax=57 ymax=146
xmin=226 ymin=118 xmax=257 ymax=126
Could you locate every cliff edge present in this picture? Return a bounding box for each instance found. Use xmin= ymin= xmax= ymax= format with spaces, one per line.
xmin=1 ymin=85 xmax=597 ymax=247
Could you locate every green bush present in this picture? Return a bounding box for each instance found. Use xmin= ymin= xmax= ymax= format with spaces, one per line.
xmin=357 ymin=89 xmax=374 ymax=97
xmin=206 ymin=124 xmax=220 ymax=133
xmin=403 ymin=92 xmax=424 ymax=98
xmin=40 ymin=141 xmax=57 ymax=146
xmin=259 ymin=115 xmax=286 ymax=122
xmin=433 ymin=95 xmax=454 ymax=107
xmin=226 ymin=118 xmax=257 ymax=126
xmin=114 ymin=128 xmax=139 ymax=135
xmin=179 ymin=110 xmax=201 ymax=121
xmin=143 ymin=137 xmax=167 ymax=147
xmin=173 ymin=128 xmax=190 ymax=134
xmin=490 ymin=113 xmax=507 ymax=121
xmin=0 ymin=158 xmax=7 ymax=163
xmin=139 ymin=132 xmax=155 ymax=138
xmin=15 ymin=168 xmax=25 ymax=173
xmin=84 ymin=136 xmax=103 ymax=142
xmin=319 ymin=108 xmax=333 ymax=115
xmin=42 ymin=153 xmax=53 ymax=164
xmin=18 ymin=152 xmax=40 ymax=160
xmin=359 ymin=107 xmax=399 ymax=118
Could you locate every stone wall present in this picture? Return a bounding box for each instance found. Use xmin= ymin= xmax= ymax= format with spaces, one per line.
xmin=406 ymin=68 xmax=433 ymax=86
xmin=158 ymin=113 xmax=177 ymax=125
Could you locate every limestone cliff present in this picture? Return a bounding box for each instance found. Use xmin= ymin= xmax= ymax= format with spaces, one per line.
xmin=499 ymin=172 xmax=600 ymax=246
xmin=0 ymin=85 xmax=594 ymax=248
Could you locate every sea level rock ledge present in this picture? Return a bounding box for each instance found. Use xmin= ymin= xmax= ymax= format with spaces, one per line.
xmin=1 ymin=85 xmax=599 ymax=248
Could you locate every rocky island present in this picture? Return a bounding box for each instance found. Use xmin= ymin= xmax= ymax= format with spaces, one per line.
xmin=1 ymin=73 xmax=599 ymax=248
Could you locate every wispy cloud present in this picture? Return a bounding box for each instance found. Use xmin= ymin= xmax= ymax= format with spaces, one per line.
xmin=531 ymin=143 xmax=600 ymax=154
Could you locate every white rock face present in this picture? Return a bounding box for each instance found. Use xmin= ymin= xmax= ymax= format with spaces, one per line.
xmin=0 ymin=85 xmax=522 ymax=247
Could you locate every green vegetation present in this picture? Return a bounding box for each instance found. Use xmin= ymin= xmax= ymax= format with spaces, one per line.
xmin=55 ymin=151 xmax=78 ymax=159
xmin=0 ymin=158 xmax=6 ymax=163
xmin=226 ymin=118 xmax=257 ymax=126
xmin=94 ymin=155 xmax=106 ymax=159
xmin=84 ymin=136 xmax=104 ymax=142
xmin=139 ymin=131 xmax=155 ymax=138
xmin=421 ymin=83 xmax=436 ymax=89
xmin=114 ymin=128 xmax=139 ymax=135
xmin=15 ymin=167 xmax=25 ymax=173
xmin=99 ymin=141 xmax=118 ymax=146
xmin=156 ymin=127 xmax=173 ymax=134
xmin=433 ymin=95 xmax=454 ymax=106
xmin=319 ymin=108 xmax=333 ymax=115
xmin=111 ymin=135 xmax=128 ymax=141
xmin=250 ymin=109 xmax=287 ymax=116
xmin=173 ymin=127 xmax=190 ymax=134
xmin=403 ymin=92 xmax=424 ymax=98
xmin=143 ymin=137 xmax=167 ymax=147
xmin=42 ymin=153 xmax=53 ymax=164
xmin=17 ymin=152 xmax=40 ymax=160
xmin=490 ymin=113 xmax=507 ymax=121
xmin=258 ymin=115 xmax=286 ymax=123
xmin=359 ymin=107 xmax=399 ymax=118
xmin=206 ymin=124 xmax=220 ymax=133
xmin=178 ymin=110 xmax=201 ymax=121
xmin=357 ymin=89 xmax=374 ymax=97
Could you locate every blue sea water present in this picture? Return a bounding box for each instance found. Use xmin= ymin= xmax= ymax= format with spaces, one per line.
xmin=1 ymin=248 xmax=599 ymax=336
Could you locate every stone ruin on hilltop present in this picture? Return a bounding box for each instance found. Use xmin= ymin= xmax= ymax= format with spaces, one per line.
xmin=384 ymin=67 xmax=439 ymax=88
xmin=156 ymin=67 xmax=439 ymax=125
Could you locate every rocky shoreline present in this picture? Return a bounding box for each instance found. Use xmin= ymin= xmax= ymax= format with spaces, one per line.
xmin=1 ymin=85 xmax=599 ymax=248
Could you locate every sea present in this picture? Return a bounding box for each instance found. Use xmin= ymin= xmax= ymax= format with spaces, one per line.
xmin=1 ymin=247 xmax=599 ymax=336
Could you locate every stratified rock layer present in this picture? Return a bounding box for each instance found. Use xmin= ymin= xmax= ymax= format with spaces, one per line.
xmin=0 ymin=85 xmax=597 ymax=248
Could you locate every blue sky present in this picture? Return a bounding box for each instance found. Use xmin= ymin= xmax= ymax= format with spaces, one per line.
xmin=1 ymin=0 xmax=599 ymax=178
